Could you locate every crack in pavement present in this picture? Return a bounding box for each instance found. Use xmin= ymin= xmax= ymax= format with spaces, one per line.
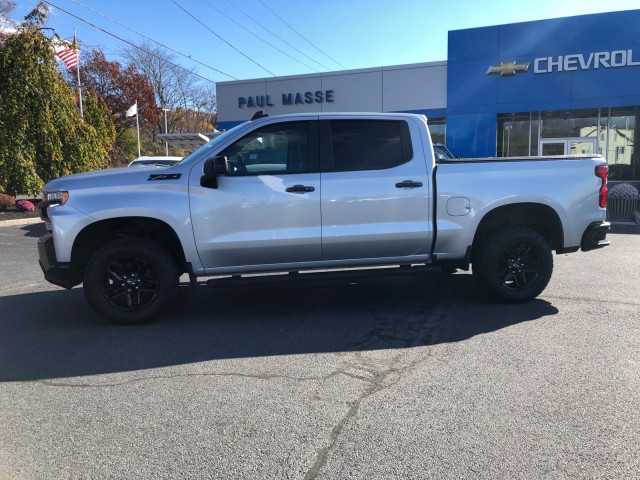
xmin=25 ymin=274 xmax=457 ymax=480
xmin=34 ymin=371 xmax=318 ymax=388
xmin=302 ymin=349 xmax=443 ymax=480
xmin=543 ymin=294 xmax=640 ymax=306
xmin=302 ymin=277 xmax=456 ymax=479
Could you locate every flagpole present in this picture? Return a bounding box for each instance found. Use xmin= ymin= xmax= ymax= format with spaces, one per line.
xmin=74 ymin=29 xmax=83 ymax=117
xmin=135 ymin=101 xmax=141 ymax=157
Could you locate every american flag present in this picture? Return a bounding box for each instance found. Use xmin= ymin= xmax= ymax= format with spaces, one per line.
xmin=54 ymin=39 xmax=79 ymax=70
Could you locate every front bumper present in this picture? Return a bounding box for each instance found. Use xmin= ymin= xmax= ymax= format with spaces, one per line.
xmin=38 ymin=233 xmax=81 ymax=289
xmin=580 ymin=221 xmax=611 ymax=251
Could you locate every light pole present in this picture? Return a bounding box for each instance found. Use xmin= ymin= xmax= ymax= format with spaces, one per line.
xmin=505 ymin=125 xmax=513 ymax=157
xmin=162 ymin=107 xmax=171 ymax=156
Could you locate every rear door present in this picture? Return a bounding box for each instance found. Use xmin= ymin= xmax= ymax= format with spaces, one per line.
xmin=319 ymin=117 xmax=432 ymax=260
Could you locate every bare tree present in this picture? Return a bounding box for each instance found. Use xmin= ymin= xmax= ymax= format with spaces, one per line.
xmin=0 ymin=0 xmax=17 ymax=42
xmin=192 ymin=82 xmax=217 ymax=130
xmin=120 ymin=40 xmax=215 ymax=135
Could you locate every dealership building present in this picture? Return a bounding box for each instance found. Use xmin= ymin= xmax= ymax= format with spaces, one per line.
xmin=216 ymin=9 xmax=640 ymax=182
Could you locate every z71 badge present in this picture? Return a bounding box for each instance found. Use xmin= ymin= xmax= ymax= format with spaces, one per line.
xmin=148 ymin=173 xmax=182 ymax=181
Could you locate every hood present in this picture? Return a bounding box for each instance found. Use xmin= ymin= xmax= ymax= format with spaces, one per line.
xmin=42 ymin=165 xmax=183 ymax=192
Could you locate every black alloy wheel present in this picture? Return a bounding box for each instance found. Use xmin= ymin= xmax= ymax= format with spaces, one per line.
xmin=474 ymin=226 xmax=553 ymax=303
xmin=497 ymin=241 xmax=543 ymax=291
xmin=84 ymin=237 xmax=179 ymax=324
xmin=102 ymin=254 xmax=160 ymax=312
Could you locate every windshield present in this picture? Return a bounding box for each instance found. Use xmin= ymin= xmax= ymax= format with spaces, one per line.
xmin=179 ymin=123 xmax=248 ymax=165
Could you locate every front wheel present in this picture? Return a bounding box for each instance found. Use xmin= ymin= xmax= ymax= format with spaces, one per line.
xmin=473 ymin=226 xmax=553 ymax=303
xmin=83 ymin=237 xmax=179 ymax=324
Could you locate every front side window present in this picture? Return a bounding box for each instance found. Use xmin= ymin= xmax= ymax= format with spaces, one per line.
xmin=219 ymin=122 xmax=308 ymax=175
xmin=326 ymin=120 xmax=412 ymax=171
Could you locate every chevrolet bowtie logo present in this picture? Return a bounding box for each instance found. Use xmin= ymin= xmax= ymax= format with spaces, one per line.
xmin=486 ymin=61 xmax=531 ymax=75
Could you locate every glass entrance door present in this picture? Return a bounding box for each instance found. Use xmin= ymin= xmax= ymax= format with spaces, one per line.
xmin=540 ymin=138 xmax=597 ymax=156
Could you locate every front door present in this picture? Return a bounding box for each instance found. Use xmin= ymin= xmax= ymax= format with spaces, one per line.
xmin=540 ymin=138 xmax=597 ymax=156
xmin=190 ymin=120 xmax=322 ymax=270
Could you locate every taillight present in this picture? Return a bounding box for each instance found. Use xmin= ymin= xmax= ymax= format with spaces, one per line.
xmin=595 ymin=165 xmax=608 ymax=208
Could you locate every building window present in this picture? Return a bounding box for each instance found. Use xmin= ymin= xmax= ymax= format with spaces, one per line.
xmin=540 ymin=109 xmax=599 ymax=139
xmin=497 ymin=113 xmax=537 ymax=156
xmin=601 ymin=108 xmax=638 ymax=180
xmin=427 ymin=118 xmax=446 ymax=145
xmin=498 ymin=107 xmax=639 ymax=180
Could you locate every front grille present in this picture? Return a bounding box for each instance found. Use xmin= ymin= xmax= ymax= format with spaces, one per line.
xmin=40 ymin=204 xmax=49 ymax=221
xmin=40 ymin=192 xmax=50 ymax=221
xmin=38 ymin=233 xmax=58 ymax=269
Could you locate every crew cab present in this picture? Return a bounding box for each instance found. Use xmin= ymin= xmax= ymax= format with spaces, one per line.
xmin=38 ymin=113 xmax=610 ymax=324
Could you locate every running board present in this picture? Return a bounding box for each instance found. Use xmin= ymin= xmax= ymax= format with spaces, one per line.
xmin=206 ymin=264 xmax=441 ymax=288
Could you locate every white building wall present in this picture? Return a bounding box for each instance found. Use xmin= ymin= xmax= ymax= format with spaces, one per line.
xmin=320 ymin=68 xmax=383 ymax=112
xmin=383 ymin=62 xmax=447 ymax=112
xmin=217 ymin=61 xmax=447 ymax=124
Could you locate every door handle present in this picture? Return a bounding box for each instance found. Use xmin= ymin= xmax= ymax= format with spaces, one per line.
xmin=395 ymin=180 xmax=423 ymax=189
xmin=286 ymin=184 xmax=315 ymax=193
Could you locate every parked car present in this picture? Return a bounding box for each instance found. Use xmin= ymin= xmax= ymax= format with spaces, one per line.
xmin=127 ymin=156 xmax=182 ymax=167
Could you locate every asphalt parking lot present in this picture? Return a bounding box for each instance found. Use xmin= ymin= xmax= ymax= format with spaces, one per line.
xmin=1 ymin=222 xmax=639 ymax=479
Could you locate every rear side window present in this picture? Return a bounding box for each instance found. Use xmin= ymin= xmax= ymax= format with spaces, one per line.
xmin=324 ymin=120 xmax=413 ymax=172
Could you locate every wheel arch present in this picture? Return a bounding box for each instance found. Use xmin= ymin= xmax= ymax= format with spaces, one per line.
xmin=71 ymin=217 xmax=187 ymax=279
xmin=472 ymin=203 xmax=564 ymax=260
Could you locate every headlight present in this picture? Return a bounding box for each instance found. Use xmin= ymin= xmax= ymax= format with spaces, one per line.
xmin=44 ymin=191 xmax=69 ymax=206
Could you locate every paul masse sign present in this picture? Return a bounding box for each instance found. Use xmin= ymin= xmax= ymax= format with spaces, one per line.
xmin=238 ymin=90 xmax=335 ymax=108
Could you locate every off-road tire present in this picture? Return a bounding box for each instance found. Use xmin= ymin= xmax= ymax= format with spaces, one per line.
xmin=473 ymin=226 xmax=553 ymax=303
xmin=83 ymin=237 xmax=179 ymax=324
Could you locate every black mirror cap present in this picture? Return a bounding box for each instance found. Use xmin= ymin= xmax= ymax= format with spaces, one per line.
xmin=203 ymin=156 xmax=228 ymax=175
xmin=201 ymin=156 xmax=228 ymax=188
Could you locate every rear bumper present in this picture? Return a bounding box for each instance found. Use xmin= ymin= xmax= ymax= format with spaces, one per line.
xmin=38 ymin=233 xmax=81 ymax=289
xmin=580 ymin=221 xmax=611 ymax=251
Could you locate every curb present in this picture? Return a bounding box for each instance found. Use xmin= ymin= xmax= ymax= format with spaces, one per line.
xmin=0 ymin=218 xmax=45 ymax=228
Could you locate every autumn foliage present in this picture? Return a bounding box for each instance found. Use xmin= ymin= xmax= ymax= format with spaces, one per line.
xmin=75 ymin=50 xmax=160 ymax=134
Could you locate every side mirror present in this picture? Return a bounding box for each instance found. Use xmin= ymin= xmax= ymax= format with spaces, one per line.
xmin=200 ymin=156 xmax=228 ymax=188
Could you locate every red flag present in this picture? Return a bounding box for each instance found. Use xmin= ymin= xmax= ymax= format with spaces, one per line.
xmin=54 ymin=39 xmax=79 ymax=70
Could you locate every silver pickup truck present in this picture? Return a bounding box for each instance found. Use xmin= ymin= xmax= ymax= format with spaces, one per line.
xmin=38 ymin=112 xmax=610 ymax=324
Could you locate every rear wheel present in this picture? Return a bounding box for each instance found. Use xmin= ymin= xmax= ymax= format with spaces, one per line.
xmin=83 ymin=237 xmax=179 ymax=324
xmin=473 ymin=226 xmax=553 ymax=302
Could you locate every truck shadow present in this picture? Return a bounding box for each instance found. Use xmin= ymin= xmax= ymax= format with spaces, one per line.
xmin=18 ymin=222 xmax=46 ymax=238
xmin=0 ymin=273 xmax=558 ymax=382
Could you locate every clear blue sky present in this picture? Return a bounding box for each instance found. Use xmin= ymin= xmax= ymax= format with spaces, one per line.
xmin=14 ymin=0 xmax=640 ymax=85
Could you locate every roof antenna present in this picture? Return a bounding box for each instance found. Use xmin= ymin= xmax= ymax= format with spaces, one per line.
xmin=251 ymin=110 xmax=269 ymax=121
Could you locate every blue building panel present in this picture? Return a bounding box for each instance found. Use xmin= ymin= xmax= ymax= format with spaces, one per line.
xmin=446 ymin=114 xmax=497 ymax=158
xmin=496 ymin=71 xmax=573 ymax=106
xmin=571 ymin=10 xmax=640 ymax=51
xmin=447 ymin=27 xmax=498 ymax=62
xmin=447 ymin=60 xmax=499 ymax=108
xmin=571 ymin=56 xmax=640 ymax=99
xmin=446 ymin=9 xmax=640 ymax=156
xmin=499 ymin=18 xmax=575 ymax=58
